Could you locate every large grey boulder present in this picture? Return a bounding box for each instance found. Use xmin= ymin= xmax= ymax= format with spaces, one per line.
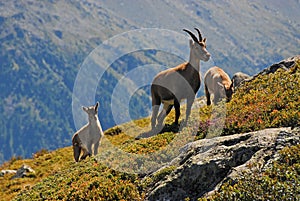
xmin=146 ymin=127 xmax=300 ymax=201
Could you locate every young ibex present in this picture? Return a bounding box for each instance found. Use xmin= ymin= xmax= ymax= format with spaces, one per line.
xmin=204 ymin=66 xmax=234 ymax=105
xmin=150 ymin=28 xmax=210 ymax=131
xmin=72 ymin=102 xmax=104 ymax=162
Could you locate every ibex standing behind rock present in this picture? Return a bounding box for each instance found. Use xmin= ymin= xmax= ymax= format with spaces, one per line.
xmin=231 ymin=72 xmax=251 ymax=89
xmin=72 ymin=102 xmax=104 ymax=162
xmin=204 ymin=66 xmax=234 ymax=105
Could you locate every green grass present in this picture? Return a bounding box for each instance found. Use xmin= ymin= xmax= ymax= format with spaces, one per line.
xmin=14 ymin=159 xmax=142 ymax=201
xmin=0 ymin=147 xmax=74 ymax=201
xmin=1 ymin=60 xmax=299 ymax=200
xmin=224 ymin=62 xmax=300 ymax=134
xmin=195 ymin=61 xmax=300 ymax=138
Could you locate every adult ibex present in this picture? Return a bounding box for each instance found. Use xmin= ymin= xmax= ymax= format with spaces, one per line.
xmin=231 ymin=72 xmax=251 ymax=89
xmin=204 ymin=66 xmax=234 ymax=105
xmin=150 ymin=28 xmax=211 ymax=132
xmin=72 ymin=102 xmax=104 ymax=162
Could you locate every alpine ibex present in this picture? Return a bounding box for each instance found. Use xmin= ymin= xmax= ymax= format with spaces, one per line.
xmin=150 ymin=28 xmax=211 ymax=131
xmin=204 ymin=66 xmax=234 ymax=105
xmin=72 ymin=102 xmax=104 ymax=162
xmin=231 ymin=72 xmax=251 ymax=89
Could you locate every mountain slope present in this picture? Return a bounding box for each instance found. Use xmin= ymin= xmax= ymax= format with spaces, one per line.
xmin=0 ymin=0 xmax=299 ymax=164
xmin=0 ymin=57 xmax=299 ymax=201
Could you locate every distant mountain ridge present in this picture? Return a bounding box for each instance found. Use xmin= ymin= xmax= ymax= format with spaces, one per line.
xmin=0 ymin=0 xmax=299 ymax=163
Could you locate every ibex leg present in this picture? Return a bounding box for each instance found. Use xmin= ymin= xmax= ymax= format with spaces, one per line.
xmin=174 ymin=99 xmax=181 ymax=125
xmin=205 ymin=85 xmax=211 ymax=106
xmin=157 ymin=104 xmax=173 ymax=126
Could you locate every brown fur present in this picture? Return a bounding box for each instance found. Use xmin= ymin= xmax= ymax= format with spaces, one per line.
xmin=72 ymin=133 xmax=91 ymax=162
xmin=150 ymin=29 xmax=210 ymax=131
xmin=204 ymin=66 xmax=234 ymax=105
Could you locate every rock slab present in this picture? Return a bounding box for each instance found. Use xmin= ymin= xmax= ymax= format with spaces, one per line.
xmin=146 ymin=127 xmax=300 ymax=201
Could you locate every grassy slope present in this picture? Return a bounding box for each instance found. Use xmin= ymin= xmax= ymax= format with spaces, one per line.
xmin=0 ymin=60 xmax=299 ymax=200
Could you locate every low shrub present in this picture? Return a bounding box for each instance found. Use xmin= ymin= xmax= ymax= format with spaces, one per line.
xmin=224 ymin=62 xmax=300 ymax=135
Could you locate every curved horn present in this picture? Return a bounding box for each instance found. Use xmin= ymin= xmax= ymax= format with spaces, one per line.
xmin=194 ymin=28 xmax=203 ymax=41
xmin=183 ymin=29 xmax=198 ymax=43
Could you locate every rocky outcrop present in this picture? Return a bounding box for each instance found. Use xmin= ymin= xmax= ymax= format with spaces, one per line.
xmin=254 ymin=55 xmax=299 ymax=77
xmin=146 ymin=127 xmax=300 ymax=201
xmin=233 ymin=55 xmax=300 ymax=89
xmin=0 ymin=165 xmax=35 ymax=179
xmin=0 ymin=169 xmax=17 ymax=176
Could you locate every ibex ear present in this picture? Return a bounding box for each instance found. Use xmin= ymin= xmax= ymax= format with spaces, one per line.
xmin=95 ymin=102 xmax=99 ymax=112
xmin=203 ymin=38 xmax=206 ymax=43
xmin=189 ymin=39 xmax=194 ymax=47
xmin=82 ymin=106 xmax=88 ymax=112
